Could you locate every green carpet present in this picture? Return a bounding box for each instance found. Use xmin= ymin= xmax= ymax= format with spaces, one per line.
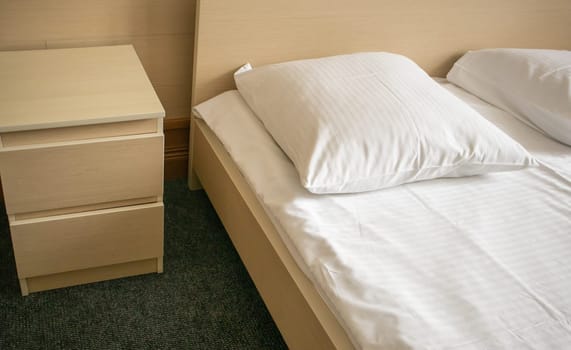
xmin=0 ymin=179 xmax=287 ymax=349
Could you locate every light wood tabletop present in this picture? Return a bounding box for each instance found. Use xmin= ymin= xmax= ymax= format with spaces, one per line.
xmin=0 ymin=45 xmax=164 ymax=133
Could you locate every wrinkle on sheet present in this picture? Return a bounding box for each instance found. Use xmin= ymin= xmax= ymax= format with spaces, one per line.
xmin=406 ymin=183 xmax=571 ymax=328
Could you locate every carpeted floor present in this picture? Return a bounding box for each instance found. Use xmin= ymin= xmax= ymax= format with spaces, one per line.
xmin=0 ymin=179 xmax=287 ymax=349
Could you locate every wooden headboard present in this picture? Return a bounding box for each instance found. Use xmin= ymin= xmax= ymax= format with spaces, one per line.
xmin=191 ymin=0 xmax=570 ymax=105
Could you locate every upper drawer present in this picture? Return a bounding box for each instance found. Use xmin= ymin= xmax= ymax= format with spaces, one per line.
xmin=0 ymin=134 xmax=163 ymax=215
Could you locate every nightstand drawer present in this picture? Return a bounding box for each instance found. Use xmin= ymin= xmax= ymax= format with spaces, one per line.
xmin=0 ymin=134 xmax=163 ymax=215
xmin=10 ymin=203 xmax=164 ymax=278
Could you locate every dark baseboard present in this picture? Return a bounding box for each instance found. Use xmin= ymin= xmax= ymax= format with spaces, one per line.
xmin=164 ymin=116 xmax=190 ymax=180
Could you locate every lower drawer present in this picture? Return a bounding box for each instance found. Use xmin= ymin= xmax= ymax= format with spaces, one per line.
xmin=10 ymin=202 xmax=164 ymax=278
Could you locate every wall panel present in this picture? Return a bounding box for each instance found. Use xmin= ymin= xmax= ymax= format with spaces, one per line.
xmin=0 ymin=0 xmax=194 ymax=40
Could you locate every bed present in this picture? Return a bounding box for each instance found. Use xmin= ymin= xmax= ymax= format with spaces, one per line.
xmin=187 ymin=1 xmax=571 ymax=349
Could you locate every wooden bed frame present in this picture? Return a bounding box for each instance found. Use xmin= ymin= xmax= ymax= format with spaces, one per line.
xmin=188 ymin=1 xmax=570 ymax=348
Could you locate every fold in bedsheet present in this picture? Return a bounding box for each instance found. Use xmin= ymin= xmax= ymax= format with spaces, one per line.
xmin=194 ymin=80 xmax=571 ymax=349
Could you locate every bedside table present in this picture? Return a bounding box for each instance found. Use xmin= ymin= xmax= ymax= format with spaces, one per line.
xmin=0 ymin=45 xmax=165 ymax=296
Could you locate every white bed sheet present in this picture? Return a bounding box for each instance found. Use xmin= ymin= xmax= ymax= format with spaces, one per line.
xmin=194 ymin=80 xmax=571 ymax=350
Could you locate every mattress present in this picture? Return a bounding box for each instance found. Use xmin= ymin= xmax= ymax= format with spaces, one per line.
xmin=194 ymin=80 xmax=571 ymax=349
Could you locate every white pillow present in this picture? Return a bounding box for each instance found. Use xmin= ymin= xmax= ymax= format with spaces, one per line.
xmin=235 ymin=52 xmax=536 ymax=194
xmin=447 ymin=48 xmax=571 ymax=146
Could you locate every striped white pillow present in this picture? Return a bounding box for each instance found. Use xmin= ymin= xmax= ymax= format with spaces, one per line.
xmin=447 ymin=48 xmax=571 ymax=146
xmin=235 ymin=52 xmax=536 ymax=194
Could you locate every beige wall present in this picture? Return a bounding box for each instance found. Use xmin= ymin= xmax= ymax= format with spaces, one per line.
xmin=0 ymin=0 xmax=195 ymax=178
